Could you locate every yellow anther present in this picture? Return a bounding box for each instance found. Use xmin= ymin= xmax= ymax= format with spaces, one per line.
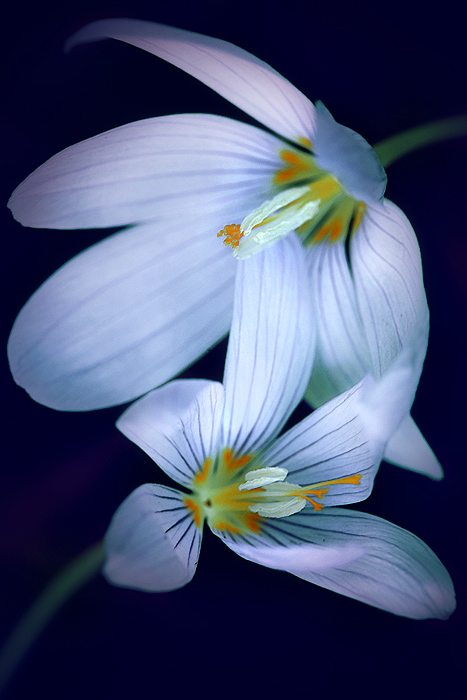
xmin=217 ymin=224 xmax=243 ymax=248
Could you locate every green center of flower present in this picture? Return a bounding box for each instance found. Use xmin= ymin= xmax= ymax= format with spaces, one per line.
xmin=217 ymin=144 xmax=366 ymax=259
xmin=184 ymin=448 xmax=362 ymax=534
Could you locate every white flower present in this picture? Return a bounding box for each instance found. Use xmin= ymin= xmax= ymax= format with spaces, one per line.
xmin=103 ymin=236 xmax=455 ymax=620
xmin=8 ymin=19 xmax=439 ymax=478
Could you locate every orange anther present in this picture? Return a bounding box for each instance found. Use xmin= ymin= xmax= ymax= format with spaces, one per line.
xmin=217 ymin=224 xmax=243 ymax=248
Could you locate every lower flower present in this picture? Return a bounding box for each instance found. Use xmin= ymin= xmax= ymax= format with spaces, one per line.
xmin=103 ymin=237 xmax=455 ymax=620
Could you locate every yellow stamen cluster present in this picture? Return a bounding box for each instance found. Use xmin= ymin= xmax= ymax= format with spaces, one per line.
xmin=184 ymin=448 xmax=362 ymax=535
xmin=217 ymin=144 xmax=367 ymax=255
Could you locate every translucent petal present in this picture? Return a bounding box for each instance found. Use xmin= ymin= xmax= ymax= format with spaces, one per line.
xmin=221 ymin=233 xmax=316 ymax=454
xmin=104 ymin=484 xmax=202 ymax=592
xmin=8 ymin=113 xmax=280 ymax=229
xmin=117 ymin=380 xmax=224 ymax=487
xmin=312 ymin=102 xmax=387 ymax=203
xmin=383 ymin=414 xmax=443 ymax=479
xmin=66 ymin=19 xmax=316 ymax=144
xmin=218 ymin=508 xmax=455 ymax=620
xmin=263 ymin=380 xmax=383 ymax=506
xmin=351 ymin=198 xmax=429 ymax=378
xmin=8 ymin=216 xmax=235 ymax=410
xmin=304 ymin=240 xmax=372 ymax=408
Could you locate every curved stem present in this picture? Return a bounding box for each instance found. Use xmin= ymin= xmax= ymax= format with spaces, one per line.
xmin=374 ymin=113 xmax=467 ymax=167
xmin=0 ymin=541 xmax=104 ymax=693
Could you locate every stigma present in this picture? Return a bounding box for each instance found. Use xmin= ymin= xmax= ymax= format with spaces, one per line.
xmin=217 ymin=145 xmax=367 ymax=259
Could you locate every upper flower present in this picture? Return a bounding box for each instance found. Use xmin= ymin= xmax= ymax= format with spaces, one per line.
xmin=8 ymin=19 xmax=440 ymax=477
xmin=103 ymin=235 xmax=455 ymax=620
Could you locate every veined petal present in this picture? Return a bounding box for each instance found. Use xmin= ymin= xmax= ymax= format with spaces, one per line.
xmin=104 ymin=484 xmax=202 ymax=592
xmin=312 ymin=102 xmax=387 ymax=203
xmin=66 ymin=19 xmax=316 ymax=144
xmin=8 ymin=114 xmax=281 ymax=229
xmin=117 ymin=380 xmax=224 ymax=487
xmin=351 ymin=198 xmax=429 ymax=378
xmin=221 ymin=233 xmax=316 ymax=454
xmin=8 ymin=216 xmax=235 ymax=410
xmin=218 ymin=508 xmax=455 ymax=620
xmin=304 ymin=240 xmax=372 ymax=408
xmin=383 ymin=414 xmax=443 ymax=480
xmin=263 ymin=380 xmax=383 ymax=506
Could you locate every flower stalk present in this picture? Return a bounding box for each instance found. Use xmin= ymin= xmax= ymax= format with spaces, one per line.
xmin=0 ymin=542 xmax=104 ymax=693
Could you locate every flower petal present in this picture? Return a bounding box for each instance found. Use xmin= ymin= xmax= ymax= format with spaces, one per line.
xmin=351 ymin=198 xmax=429 ymax=378
xmin=66 ymin=19 xmax=316 ymax=144
xmin=263 ymin=380 xmax=383 ymax=506
xmin=304 ymin=240 xmax=372 ymax=408
xmin=117 ymin=380 xmax=224 ymax=487
xmin=221 ymin=233 xmax=316 ymax=454
xmin=8 ymin=216 xmax=234 ymax=410
xmin=383 ymin=414 xmax=443 ymax=480
xmin=313 ymin=102 xmax=387 ymax=203
xmin=218 ymin=508 xmax=455 ymax=620
xmin=104 ymin=484 xmax=202 ymax=592
xmin=9 ymin=113 xmax=281 ymax=230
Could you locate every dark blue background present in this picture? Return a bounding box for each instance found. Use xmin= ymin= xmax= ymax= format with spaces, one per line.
xmin=2 ymin=1 xmax=466 ymax=698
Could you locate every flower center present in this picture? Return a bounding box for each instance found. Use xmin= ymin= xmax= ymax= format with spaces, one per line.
xmin=217 ymin=145 xmax=366 ymax=259
xmin=184 ymin=448 xmax=362 ymax=534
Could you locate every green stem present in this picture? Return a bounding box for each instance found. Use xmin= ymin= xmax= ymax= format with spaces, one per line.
xmin=0 ymin=541 xmax=104 ymax=692
xmin=374 ymin=113 xmax=467 ymax=167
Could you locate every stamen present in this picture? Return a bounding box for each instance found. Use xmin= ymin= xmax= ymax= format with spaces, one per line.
xmin=217 ymin=224 xmax=243 ymax=248
xmin=238 ymin=466 xmax=288 ymax=490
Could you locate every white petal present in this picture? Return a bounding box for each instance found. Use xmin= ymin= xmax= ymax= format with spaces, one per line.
xmin=383 ymin=414 xmax=443 ymax=479
xmin=8 ymin=216 xmax=235 ymax=410
xmin=104 ymin=484 xmax=202 ymax=592
xmin=304 ymin=240 xmax=372 ymax=408
xmin=117 ymin=380 xmax=224 ymax=487
xmin=66 ymin=19 xmax=316 ymax=144
xmin=219 ymin=508 xmax=455 ymax=620
xmin=263 ymin=380 xmax=383 ymax=506
xmin=351 ymin=198 xmax=429 ymax=378
xmin=221 ymin=233 xmax=316 ymax=454
xmin=312 ymin=102 xmax=387 ymax=203
xmin=9 ymin=114 xmax=280 ymax=229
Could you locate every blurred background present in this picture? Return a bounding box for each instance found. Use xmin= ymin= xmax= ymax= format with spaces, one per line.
xmin=2 ymin=0 xmax=465 ymax=697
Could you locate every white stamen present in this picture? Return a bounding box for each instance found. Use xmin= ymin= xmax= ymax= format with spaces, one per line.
xmin=234 ymin=186 xmax=321 ymax=259
xmin=238 ymin=466 xmax=288 ymax=491
xmin=248 ymin=497 xmax=306 ymax=518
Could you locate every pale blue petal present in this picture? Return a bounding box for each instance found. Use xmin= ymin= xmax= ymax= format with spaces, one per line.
xmin=67 ymin=19 xmax=316 ymax=144
xmin=117 ymin=380 xmax=224 ymax=486
xmin=351 ymin=198 xmax=429 ymax=378
xmin=304 ymin=240 xmax=372 ymax=408
xmin=218 ymin=508 xmax=455 ymax=620
xmin=383 ymin=414 xmax=443 ymax=479
xmin=312 ymin=101 xmax=387 ymax=203
xmin=221 ymin=233 xmax=316 ymax=454
xmin=104 ymin=484 xmax=201 ymax=592
xmin=9 ymin=114 xmax=280 ymax=230
xmin=8 ymin=216 xmax=235 ymax=410
xmin=262 ymin=380 xmax=383 ymax=506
